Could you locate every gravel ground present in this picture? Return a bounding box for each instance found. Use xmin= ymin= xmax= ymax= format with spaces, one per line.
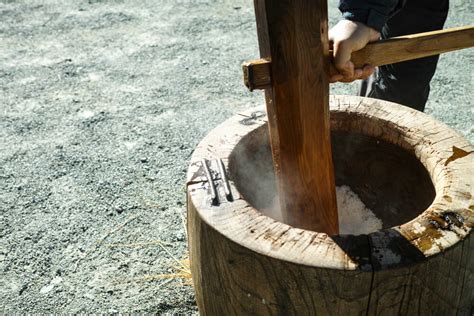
xmin=0 ymin=0 xmax=472 ymax=314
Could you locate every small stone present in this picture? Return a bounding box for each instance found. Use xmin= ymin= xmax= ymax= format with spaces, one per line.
xmin=40 ymin=277 xmax=62 ymax=294
xmin=40 ymin=284 xmax=54 ymax=294
xmin=18 ymin=284 xmax=28 ymax=295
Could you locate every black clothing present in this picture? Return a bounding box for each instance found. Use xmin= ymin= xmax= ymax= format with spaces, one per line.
xmin=339 ymin=0 xmax=406 ymax=32
xmin=341 ymin=0 xmax=449 ymax=111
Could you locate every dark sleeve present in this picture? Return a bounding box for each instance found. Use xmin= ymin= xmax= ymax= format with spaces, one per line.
xmin=338 ymin=0 xmax=406 ymax=32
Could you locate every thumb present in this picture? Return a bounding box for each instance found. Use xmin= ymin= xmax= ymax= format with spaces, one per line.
xmin=333 ymin=41 xmax=354 ymax=77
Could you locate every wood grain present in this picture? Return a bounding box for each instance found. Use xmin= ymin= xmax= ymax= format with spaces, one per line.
xmin=242 ymin=58 xmax=272 ymax=91
xmin=351 ymin=24 xmax=474 ymax=69
xmin=244 ymin=25 xmax=474 ymax=90
xmin=187 ymin=193 xmax=372 ymax=315
xmin=186 ymin=95 xmax=473 ymax=314
xmin=253 ymin=0 xmax=338 ymax=234
xmin=368 ymin=230 xmax=473 ymax=315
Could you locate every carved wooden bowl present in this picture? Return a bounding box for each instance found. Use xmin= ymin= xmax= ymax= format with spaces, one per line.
xmin=186 ymin=95 xmax=473 ymax=315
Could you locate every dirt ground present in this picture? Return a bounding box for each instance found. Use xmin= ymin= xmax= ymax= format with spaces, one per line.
xmin=0 ymin=0 xmax=472 ymax=314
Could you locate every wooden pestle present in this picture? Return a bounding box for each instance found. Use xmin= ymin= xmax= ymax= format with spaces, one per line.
xmin=243 ymin=21 xmax=473 ymax=235
xmin=253 ymin=0 xmax=339 ymax=234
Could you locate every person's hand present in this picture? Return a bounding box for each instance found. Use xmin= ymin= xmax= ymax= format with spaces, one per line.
xmin=329 ymin=20 xmax=380 ymax=83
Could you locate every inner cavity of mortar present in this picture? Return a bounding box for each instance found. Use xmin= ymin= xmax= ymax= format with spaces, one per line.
xmin=228 ymin=125 xmax=436 ymax=234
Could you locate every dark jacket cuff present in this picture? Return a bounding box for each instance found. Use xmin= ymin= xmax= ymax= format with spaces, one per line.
xmin=339 ymin=0 xmax=404 ymax=32
xmin=341 ymin=9 xmax=389 ymax=32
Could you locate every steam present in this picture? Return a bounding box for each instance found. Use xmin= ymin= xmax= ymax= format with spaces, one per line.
xmin=229 ymin=127 xmax=383 ymax=235
xmin=262 ymin=186 xmax=382 ymax=235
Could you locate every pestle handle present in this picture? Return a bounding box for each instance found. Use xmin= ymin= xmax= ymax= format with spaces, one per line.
xmin=329 ymin=25 xmax=474 ymax=76
xmin=243 ymin=25 xmax=474 ymax=91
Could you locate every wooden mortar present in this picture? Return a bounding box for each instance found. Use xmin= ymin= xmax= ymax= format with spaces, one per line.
xmin=186 ymin=95 xmax=473 ymax=315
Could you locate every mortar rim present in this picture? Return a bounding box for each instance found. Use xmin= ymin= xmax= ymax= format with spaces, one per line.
xmin=187 ymin=95 xmax=473 ymax=271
